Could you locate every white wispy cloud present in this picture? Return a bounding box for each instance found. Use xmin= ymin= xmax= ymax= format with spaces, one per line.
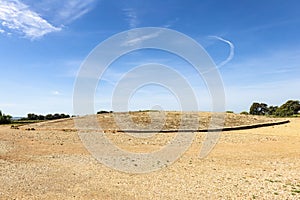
xmin=163 ymin=18 xmax=179 ymax=28
xmin=56 ymin=0 xmax=97 ymax=24
xmin=122 ymin=31 xmax=161 ymax=47
xmin=210 ymin=36 xmax=235 ymax=68
xmin=0 ymin=0 xmax=97 ymax=39
xmin=0 ymin=0 xmax=61 ymax=39
xmin=123 ymin=8 xmax=139 ymax=28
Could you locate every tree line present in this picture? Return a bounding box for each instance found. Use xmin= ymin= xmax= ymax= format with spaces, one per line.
xmin=0 ymin=111 xmax=72 ymax=125
xmin=248 ymin=100 xmax=300 ymax=117
xmin=24 ymin=113 xmax=70 ymax=121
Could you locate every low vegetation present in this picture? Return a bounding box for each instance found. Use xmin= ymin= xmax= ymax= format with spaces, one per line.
xmin=240 ymin=111 xmax=249 ymax=115
xmin=226 ymin=111 xmax=234 ymax=113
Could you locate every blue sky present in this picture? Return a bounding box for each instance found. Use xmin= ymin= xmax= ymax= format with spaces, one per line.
xmin=0 ymin=0 xmax=300 ymax=116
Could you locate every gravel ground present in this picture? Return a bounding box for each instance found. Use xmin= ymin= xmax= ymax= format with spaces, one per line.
xmin=0 ymin=112 xmax=299 ymax=199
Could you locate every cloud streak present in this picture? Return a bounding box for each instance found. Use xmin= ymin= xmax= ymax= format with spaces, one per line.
xmin=56 ymin=0 xmax=97 ymax=24
xmin=122 ymin=31 xmax=161 ymax=47
xmin=0 ymin=0 xmax=61 ymax=39
xmin=163 ymin=18 xmax=179 ymax=28
xmin=210 ymin=36 xmax=235 ymax=68
xmin=123 ymin=8 xmax=139 ymax=28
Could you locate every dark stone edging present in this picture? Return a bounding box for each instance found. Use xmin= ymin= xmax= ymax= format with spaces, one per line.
xmin=118 ymin=120 xmax=290 ymax=133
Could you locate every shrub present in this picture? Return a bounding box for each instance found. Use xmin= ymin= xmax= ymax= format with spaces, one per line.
xmin=240 ymin=111 xmax=249 ymax=115
xmin=97 ymin=111 xmax=110 ymax=114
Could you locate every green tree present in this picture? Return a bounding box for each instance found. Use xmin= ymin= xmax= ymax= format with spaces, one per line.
xmin=275 ymin=100 xmax=300 ymax=117
xmin=59 ymin=113 xmax=70 ymax=119
xmin=45 ymin=114 xmax=53 ymax=120
xmin=44 ymin=113 xmax=70 ymax=120
xmin=38 ymin=115 xmax=45 ymax=120
xmin=27 ymin=113 xmax=38 ymax=120
xmin=267 ymin=106 xmax=278 ymax=115
xmin=53 ymin=113 xmax=60 ymax=119
xmin=249 ymin=102 xmax=269 ymax=115
xmin=0 ymin=110 xmax=12 ymax=124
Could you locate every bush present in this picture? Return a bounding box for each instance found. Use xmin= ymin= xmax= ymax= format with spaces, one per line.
xmin=97 ymin=111 xmax=111 ymax=114
xmin=240 ymin=111 xmax=249 ymax=115
xmin=38 ymin=115 xmax=45 ymax=120
xmin=27 ymin=113 xmax=38 ymax=120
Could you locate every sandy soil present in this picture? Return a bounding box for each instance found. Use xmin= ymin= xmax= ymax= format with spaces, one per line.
xmin=0 ymin=112 xmax=299 ymax=199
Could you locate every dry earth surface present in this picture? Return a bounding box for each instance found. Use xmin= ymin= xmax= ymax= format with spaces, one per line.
xmin=0 ymin=112 xmax=299 ymax=199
